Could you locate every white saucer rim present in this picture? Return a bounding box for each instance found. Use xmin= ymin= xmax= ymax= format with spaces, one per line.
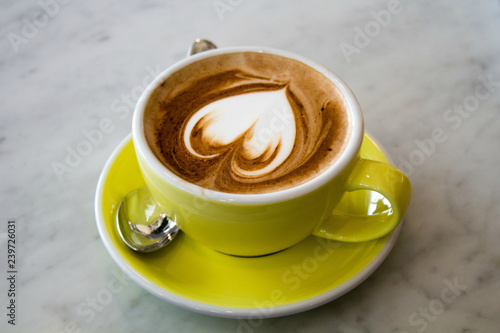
xmin=95 ymin=133 xmax=402 ymax=319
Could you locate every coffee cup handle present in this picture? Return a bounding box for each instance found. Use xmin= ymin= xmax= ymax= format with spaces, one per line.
xmin=312 ymin=158 xmax=411 ymax=242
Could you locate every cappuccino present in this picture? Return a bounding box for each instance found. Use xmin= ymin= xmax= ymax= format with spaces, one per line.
xmin=144 ymin=52 xmax=351 ymax=194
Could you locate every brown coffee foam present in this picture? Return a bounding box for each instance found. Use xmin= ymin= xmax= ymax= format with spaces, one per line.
xmin=144 ymin=52 xmax=351 ymax=194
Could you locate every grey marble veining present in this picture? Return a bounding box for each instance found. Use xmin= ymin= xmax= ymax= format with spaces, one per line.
xmin=1 ymin=0 xmax=500 ymax=332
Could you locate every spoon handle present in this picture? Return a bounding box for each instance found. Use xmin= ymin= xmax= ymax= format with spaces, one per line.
xmin=188 ymin=39 xmax=217 ymax=56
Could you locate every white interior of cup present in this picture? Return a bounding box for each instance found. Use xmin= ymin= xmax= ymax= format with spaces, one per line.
xmin=132 ymin=46 xmax=364 ymax=204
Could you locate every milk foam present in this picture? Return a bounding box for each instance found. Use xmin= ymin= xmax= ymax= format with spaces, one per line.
xmin=183 ymin=88 xmax=296 ymax=177
xmin=145 ymin=51 xmax=351 ymax=194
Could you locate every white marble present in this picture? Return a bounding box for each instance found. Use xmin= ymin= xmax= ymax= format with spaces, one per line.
xmin=1 ymin=0 xmax=500 ymax=332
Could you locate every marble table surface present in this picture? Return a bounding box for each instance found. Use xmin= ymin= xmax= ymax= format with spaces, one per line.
xmin=1 ymin=0 xmax=499 ymax=332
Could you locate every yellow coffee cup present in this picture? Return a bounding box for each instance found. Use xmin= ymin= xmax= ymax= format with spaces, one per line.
xmin=132 ymin=46 xmax=411 ymax=256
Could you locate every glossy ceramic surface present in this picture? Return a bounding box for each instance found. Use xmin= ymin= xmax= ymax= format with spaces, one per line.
xmin=95 ymin=133 xmax=403 ymax=318
xmin=131 ymin=47 xmax=410 ymax=255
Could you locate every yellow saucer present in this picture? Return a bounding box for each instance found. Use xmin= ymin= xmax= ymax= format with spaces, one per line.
xmin=95 ymin=133 xmax=401 ymax=318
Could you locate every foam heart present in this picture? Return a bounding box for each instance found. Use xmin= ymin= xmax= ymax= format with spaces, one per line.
xmin=183 ymin=88 xmax=296 ymax=177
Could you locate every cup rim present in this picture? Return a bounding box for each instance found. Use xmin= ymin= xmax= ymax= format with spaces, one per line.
xmin=132 ymin=46 xmax=364 ymax=204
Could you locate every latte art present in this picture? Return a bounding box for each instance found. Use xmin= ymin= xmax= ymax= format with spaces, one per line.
xmin=144 ymin=52 xmax=351 ymax=194
xmin=184 ymin=88 xmax=296 ymax=178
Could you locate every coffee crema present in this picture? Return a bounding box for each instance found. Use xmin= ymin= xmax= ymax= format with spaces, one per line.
xmin=144 ymin=52 xmax=351 ymax=194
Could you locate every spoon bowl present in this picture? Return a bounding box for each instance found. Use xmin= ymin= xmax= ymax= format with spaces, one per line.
xmin=116 ymin=187 xmax=179 ymax=252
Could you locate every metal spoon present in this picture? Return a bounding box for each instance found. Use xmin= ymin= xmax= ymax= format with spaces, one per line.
xmin=116 ymin=187 xmax=179 ymax=252
xmin=116 ymin=39 xmax=217 ymax=252
xmin=188 ymin=38 xmax=217 ymax=56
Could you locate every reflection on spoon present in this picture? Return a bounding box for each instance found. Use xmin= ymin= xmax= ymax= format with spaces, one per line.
xmin=116 ymin=186 xmax=179 ymax=253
